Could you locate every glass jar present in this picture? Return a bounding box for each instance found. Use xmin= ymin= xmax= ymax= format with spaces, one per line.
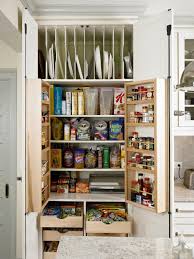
xmin=148 ymin=105 xmax=154 ymax=123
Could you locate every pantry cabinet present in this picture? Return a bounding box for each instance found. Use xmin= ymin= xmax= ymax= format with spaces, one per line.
xmin=24 ymin=8 xmax=172 ymax=251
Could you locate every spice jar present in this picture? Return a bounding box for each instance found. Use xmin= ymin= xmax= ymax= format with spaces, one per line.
xmin=148 ymin=105 xmax=154 ymax=123
xmin=142 ymin=106 xmax=148 ymax=113
xmin=147 ymin=86 xmax=154 ymax=99
xmin=138 ymin=173 xmax=144 ymax=191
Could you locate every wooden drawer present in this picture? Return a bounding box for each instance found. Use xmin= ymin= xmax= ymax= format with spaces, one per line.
xmin=86 ymin=218 xmax=132 ymax=234
xmin=43 ymin=230 xmax=83 ymax=241
xmin=43 ymin=252 xmax=56 ymax=259
xmin=40 ymin=215 xmax=83 ymax=228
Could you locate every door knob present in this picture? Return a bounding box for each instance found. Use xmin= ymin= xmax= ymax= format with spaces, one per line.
xmin=5 ymin=184 xmax=9 ymax=198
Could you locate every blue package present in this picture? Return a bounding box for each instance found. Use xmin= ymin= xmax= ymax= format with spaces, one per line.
xmin=109 ymin=118 xmax=124 ymax=140
xmin=54 ymin=87 xmax=62 ymax=115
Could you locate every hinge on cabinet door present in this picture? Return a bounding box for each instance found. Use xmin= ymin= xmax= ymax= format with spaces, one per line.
xmin=25 ymin=23 xmax=27 ymax=34
xmin=167 ymin=25 xmax=172 ymax=36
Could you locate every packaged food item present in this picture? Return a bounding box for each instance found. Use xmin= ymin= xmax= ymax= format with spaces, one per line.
xmin=77 ymin=120 xmax=91 ymax=140
xmin=54 ymin=87 xmax=62 ymax=115
xmin=110 ymin=146 xmax=121 ymax=168
xmin=51 ymin=149 xmax=62 ymax=168
xmin=50 ymin=85 xmax=54 ymax=115
xmin=103 ymin=147 xmax=110 ymax=168
xmin=52 ymin=118 xmax=63 ymax=140
xmin=57 ymin=184 xmax=69 ymax=194
xmin=97 ymin=147 xmax=103 ymax=168
xmin=76 ymin=180 xmax=89 ymax=193
xmin=84 ymin=88 xmax=98 ymax=115
xmin=62 ymin=100 xmax=66 ymax=115
xmin=94 ymin=121 xmax=108 ymax=140
xmin=78 ymin=90 xmax=85 ymax=115
xmin=74 ymin=148 xmax=85 ymax=169
xmin=72 ymin=90 xmax=78 ymax=115
xmin=136 ymin=194 xmax=142 ymax=204
xmin=85 ymin=149 xmax=97 ymax=168
xmin=109 ymin=118 xmax=124 ymax=140
xmin=100 ymin=88 xmax=113 ymax=115
xmin=69 ymin=178 xmax=76 ymax=193
xmin=63 ymin=147 xmax=74 ymax=168
xmin=70 ymin=127 xmax=76 ymax=141
xmin=66 ymin=92 xmax=72 ymax=115
xmin=120 ymin=144 xmax=125 ymax=169
xmin=64 ymin=123 xmax=70 ymax=141
xmin=114 ymin=88 xmax=125 ymax=115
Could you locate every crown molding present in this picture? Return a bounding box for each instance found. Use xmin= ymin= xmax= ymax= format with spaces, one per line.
xmin=21 ymin=0 xmax=146 ymax=17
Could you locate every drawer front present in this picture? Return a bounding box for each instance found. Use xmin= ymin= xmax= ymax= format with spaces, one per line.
xmin=43 ymin=230 xmax=83 ymax=241
xmin=174 ymin=224 xmax=194 ymax=235
xmin=43 ymin=252 xmax=56 ymax=259
xmin=174 ymin=202 xmax=194 ymax=216
xmin=86 ymin=220 xmax=132 ymax=234
xmin=175 ymin=217 xmax=194 ymax=225
xmin=87 ymin=233 xmax=128 ymax=237
xmin=40 ymin=216 xmax=83 ymax=228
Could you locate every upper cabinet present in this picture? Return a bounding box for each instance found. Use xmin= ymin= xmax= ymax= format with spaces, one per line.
xmin=174 ymin=29 xmax=194 ymax=133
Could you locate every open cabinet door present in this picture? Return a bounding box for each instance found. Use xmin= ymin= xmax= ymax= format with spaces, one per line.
xmin=22 ymin=9 xmax=40 ymax=259
xmin=131 ymin=10 xmax=174 ymax=238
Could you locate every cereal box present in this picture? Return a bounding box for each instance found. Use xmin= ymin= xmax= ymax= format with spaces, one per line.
xmin=114 ymin=88 xmax=125 ymax=115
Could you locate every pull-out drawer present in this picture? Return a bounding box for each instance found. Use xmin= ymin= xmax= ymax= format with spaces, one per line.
xmin=174 ymin=224 xmax=194 ymax=236
xmin=43 ymin=230 xmax=83 ymax=241
xmin=175 ymin=217 xmax=194 ymax=225
xmin=86 ymin=217 xmax=132 ymax=234
xmin=40 ymin=215 xmax=83 ymax=228
xmin=43 ymin=252 xmax=56 ymax=259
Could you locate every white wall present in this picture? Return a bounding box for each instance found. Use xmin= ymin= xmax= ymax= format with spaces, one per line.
xmin=0 ymin=40 xmax=23 ymax=259
xmin=0 ymin=0 xmax=18 ymax=29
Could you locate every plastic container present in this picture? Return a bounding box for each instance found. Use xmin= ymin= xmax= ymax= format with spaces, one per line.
xmin=100 ymin=88 xmax=113 ymax=115
xmin=84 ymin=88 xmax=98 ymax=115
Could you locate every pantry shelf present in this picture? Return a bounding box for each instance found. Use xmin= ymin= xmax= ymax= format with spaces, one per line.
xmin=50 ymin=140 xmax=125 ymax=144
xmin=126 ymin=123 xmax=155 ymax=127
xmin=42 ymin=147 xmax=50 ymax=153
xmin=127 ymin=166 xmax=155 ymax=174
xmin=44 ymin=79 xmax=133 ymax=86
xmin=49 ymin=192 xmax=125 ymax=202
xmin=127 ymin=147 xmax=155 ymax=155
xmin=127 ymin=99 xmax=154 ymax=105
xmin=50 ymin=168 xmax=125 ymax=172
xmin=50 ymin=115 xmax=125 ymax=118
xmin=42 ymin=185 xmax=49 ymax=193
xmin=42 ymin=171 xmax=50 ymax=179
xmin=128 ymin=201 xmax=155 ymax=212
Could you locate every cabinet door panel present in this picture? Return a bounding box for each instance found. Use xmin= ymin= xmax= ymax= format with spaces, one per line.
xmin=22 ymin=10 xmax=38 ymax=79
xmin=134 ymin=10 xmax=173 ymax=80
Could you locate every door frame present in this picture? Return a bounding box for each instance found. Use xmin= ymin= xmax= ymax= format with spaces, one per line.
xmin=0 ymin=69 xmax=17 ymax=259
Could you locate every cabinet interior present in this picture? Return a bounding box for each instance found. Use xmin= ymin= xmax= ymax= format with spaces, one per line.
xmin=38 ymin=25 xmax=133 ymax=80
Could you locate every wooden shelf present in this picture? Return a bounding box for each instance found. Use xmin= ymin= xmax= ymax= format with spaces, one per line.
xmin=127 ymin=147 xmax=154 ymax=155
xmin=42 ymin=100 xmax=50 ymax=105
xmin=127 ymin=99 xmax=154 ymax=105
xmin=50 ymin=140 xmax=125 ymax=144
xmin=127 ymin=166 xmax=155 ymax=174
xmin=42 ymin=171 xmax=50 ymax=179
xmin=128 ymin=201 xmax=155 ymax=212
xmin=126 ymin=123 xmax=155 ymax=127
xmin=49 ymin=192 xmax=125 ymax=202
xmin=50 ymin=114 xmax=125 ymax=118
xmin=51 ymin=168 xmax=125 ymax=172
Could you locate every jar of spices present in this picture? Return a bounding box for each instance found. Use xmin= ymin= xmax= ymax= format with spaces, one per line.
xmin=148 ymin=105 xmax=154 ymax=123
xmin=149 ymin=138 xmax=154 ymax=150
xmin=132 ymin=131 xmax=138 ymax=139
xmin=147 ymin=86 xmax=154 ymax=99
xmin=142 ymin=106 xmax=148 ymax=113
xmin=128 ymin=136 xmax=133 ymax=147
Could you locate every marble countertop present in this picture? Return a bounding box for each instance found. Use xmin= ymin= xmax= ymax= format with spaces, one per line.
xmin=174 ymin=181 xmax=194 ymax=202
xmin=56 ymin=237 xmax=173 ymax=259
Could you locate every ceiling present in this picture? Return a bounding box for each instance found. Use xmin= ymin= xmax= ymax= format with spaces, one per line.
xmin=23 ymin=0 xmax=194 ymax=19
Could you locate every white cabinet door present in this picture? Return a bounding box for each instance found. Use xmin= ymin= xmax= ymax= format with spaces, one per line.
xmin=132 ymin=10 xmax=173 ymax=238
xmin=22 ymin=9 xmax=38 ymax=79
xmin=134 ymin=10 xmax=173 ymax=80
xmin=178 ymin=89 xmax=194 ymax=126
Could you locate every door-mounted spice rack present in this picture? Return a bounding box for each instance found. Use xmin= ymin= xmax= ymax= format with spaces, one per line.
xmin=125 ymin=79 xmax=167 ymax=213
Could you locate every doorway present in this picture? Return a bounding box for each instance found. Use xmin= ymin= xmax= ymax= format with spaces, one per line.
xmin=0 ymin=71 xmax=17 ymax=259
